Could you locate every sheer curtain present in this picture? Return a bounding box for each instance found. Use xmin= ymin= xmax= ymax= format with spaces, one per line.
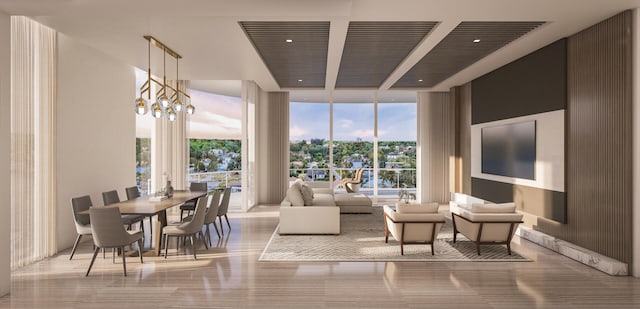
xmin=10 ymin=16 xmax=57 ymax=269
xmin=151 ymin=80 xmax=188 ymax=194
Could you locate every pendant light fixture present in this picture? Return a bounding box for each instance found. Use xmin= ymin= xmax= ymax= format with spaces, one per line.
xmin=135 ymin=35 xmax=193 ymax=121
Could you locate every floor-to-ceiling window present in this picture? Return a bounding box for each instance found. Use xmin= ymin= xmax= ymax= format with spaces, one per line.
xmin=377 ymin=93 xmax=417 ymax=200
xmin=289 ymin=90 xmax=416 ymax=200
xmin=332 ymin=91 xmax=375 ymax=193
xmin=186 ymin=88 xmax=242 ymax=211
xmin=289 ymin=93 xmax=330 ymax=184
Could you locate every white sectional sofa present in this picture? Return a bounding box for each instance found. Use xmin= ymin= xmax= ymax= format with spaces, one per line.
xmin=279 ymin=180 xmax=372 ymax=235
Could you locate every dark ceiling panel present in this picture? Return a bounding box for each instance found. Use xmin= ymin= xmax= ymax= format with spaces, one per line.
xmin=393 ymin=21 xmax=545 ymax=88
xmin=239 ymin=21 xmax=329 ymax=88
xmin=336 ymin=21 xmax=437 ymax=88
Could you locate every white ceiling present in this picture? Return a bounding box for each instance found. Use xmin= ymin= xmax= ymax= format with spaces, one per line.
xmin=1 ymin=0 xmax=639 ymax=99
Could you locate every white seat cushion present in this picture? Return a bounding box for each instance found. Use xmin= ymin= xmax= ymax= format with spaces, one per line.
xmin=334 ymin=193 xmax=372 ymax=206
xmin=397 ymin=202 xmax=439 ymax=213
xmin=471 ymin=202 xmax=516 ymax=213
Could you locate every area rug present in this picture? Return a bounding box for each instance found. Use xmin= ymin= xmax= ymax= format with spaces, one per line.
xmin=259 ymin=206 xmax=529 ymax=262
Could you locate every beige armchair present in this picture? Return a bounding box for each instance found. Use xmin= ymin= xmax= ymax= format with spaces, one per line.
xmin=451 ymin=203 xmax=523 ymax=255
xmin=383 ymin=203 xmax=445 ymax=255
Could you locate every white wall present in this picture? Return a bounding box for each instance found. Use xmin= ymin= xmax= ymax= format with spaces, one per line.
xmin=56 ymin=33 xmax=136 ymax=250
xmin=0 ymin=10 xmax=11 ymax=297
xmin=470 ymin=110 xmax=565 ymax=192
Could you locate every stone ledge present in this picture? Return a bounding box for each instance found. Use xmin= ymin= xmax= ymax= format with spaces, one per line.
xmin=516 ymin=225 xmax=628 ymax=276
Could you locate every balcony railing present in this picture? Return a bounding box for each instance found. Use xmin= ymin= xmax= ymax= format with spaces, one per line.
xmin=187 ymin=170 xmax=242 ymax=192
xmin=289 ymin=167 xmax=416 ymax=196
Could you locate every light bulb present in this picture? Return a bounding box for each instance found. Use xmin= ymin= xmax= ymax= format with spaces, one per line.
xmin=135 ymin=97 xmax=148 ymax=115
xmin=173 ymin=99 xmax=183 ymax=112
xmin=151 ymin=103 xmax=163 ymax=118
xmin=158 ymin=94 xmax=170 ymax=108
xmin=186 ymin=103 xmax=195 ymax=115
xmin=167 ymin=107 xmax=177 ymax=121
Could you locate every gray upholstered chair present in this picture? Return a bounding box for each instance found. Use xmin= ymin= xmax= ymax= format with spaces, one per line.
xmin=86 ymin=207 xmax=144 ymax=277
xmin=125 ymin=186 xmax=153 ymax=238
xmin=182 ymin=191 xmax=222 ymax=246
xmin=179 ymin=182 xmax=208 ymax=219
xmin=203 ymin=191 xmax=222 ymax=246
xmin=383 ymin=204 xmax=445 ymax=255
xmin=70 ymin=195 xmax=93 ymax=260
xmin=163 ymin=196 xmax=209 ymax=259
xmin=217 ymin=187 xmax=232 ymax=234
xmin=102 ymin=190 xmax=145 ymax=234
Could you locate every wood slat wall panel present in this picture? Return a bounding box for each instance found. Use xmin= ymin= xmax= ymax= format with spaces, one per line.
xmin=336 ymin=22 xmax=437 ymax=88
xmin=239 ymin=22 xmax=329 ymax=88
xmin=394 ymin=22 xmax=544 ymax=88
xmin=536 ymin=10 xmax=632 ymax=265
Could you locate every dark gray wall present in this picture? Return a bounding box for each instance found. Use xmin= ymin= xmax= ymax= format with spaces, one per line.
xmin=471 ymin=39 xmax=567 ymax=124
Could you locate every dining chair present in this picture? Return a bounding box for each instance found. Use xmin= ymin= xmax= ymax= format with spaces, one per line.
xmin=125 ymin=186 xmax=154 ymax=238
xmin=217 ymin=187 xmax=232 ymax=235
xmin=203 ymin=191 xmax=222 ymax=246
xmin=86 ymin=207 xmax=144 ymax=277
xmin=70 ymin=195 xmax=93 ymax=260
xmin=179 ymin=182 xmax=208 ymax=219
xmin=102 ymin=190 xmax=145 ymax=234
xmin=163 ymin=196 xmax=208 ymax=259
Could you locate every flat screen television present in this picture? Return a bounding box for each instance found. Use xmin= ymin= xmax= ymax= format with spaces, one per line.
xmin=481 ymin=120 xmax=536 ymax=180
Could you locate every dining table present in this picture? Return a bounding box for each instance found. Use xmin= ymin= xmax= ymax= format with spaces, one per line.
xmin=81 ymin=190 xmax=207 ymax=256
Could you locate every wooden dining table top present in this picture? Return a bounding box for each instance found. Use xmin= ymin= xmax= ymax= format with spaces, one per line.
xmin=79 ymin=190 xmax=207 ymax=216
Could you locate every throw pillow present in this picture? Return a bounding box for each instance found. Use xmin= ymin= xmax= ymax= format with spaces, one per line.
xmin=300 ymin=183 xmax=314 ymax=206
xmin=471 ymin=202 xmax=516 ymax=213
xmin=286 ymin=182 xmax=305 ymax=206
xmin=396 ymin=202 xmax=439 ymax=213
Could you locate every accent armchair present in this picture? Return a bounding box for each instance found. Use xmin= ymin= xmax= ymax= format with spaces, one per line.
xmin=341 ymin=168 xmax=364 ymax=193
xmin=451 ymin=203 xmax=524 ymax=255
xmin=383 ymin=203 xmax=445 ymax=255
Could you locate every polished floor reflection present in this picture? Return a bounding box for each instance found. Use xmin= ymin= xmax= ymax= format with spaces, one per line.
xmin=1 ymin=206 xmax=640 ymax=308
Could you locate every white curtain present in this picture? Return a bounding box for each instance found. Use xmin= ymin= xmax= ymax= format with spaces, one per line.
xmin=151 ymin=80 xmax=188 ymax=198
xmin=417 ymin=91 xmax=453 ymax=204
xmin=10 ymin=16 xmax=57 ymax=269
xmin=241 ymin=81 xmax=260 ymax=210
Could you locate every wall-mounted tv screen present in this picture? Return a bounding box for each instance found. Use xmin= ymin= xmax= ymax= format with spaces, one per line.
xmin=481 ymin=120 xmax=536 ymax=180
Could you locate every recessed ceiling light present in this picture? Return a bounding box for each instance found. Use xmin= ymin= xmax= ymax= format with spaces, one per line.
xmin=418 ymin=79 xmax=423 ymax=82
xmin=286 ymin=39 xmax=293 ymax=43
xmin=473 ymin=39 xmax=481 ymax=43
xmin=298 ymin=79 xmax=303 ymax=82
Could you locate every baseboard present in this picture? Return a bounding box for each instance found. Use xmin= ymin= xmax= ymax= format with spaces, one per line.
xmin=516 ymin=226 xmax=628 ymax=276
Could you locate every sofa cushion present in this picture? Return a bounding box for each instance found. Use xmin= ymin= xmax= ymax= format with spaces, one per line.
xmin=334 ymin=193 xmax=372 ymax=206
xmin=471 ymin=203 xmax=516 ymax=213
xmin=397 ymin=202 xmax=439 ymax=214
xmin=312 ymin=193 xmax=336 ymax=206
xmin=300 ymin=182 xmax=314 ymax=206
xmin=286 ymin=183 xmax=305 ymax=206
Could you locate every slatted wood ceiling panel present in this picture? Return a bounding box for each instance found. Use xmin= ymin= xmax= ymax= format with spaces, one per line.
xmin=239 ymin=22 xmax=329 ymax=88
xmin=537 ymin=10 xmax=632 ymax=265
xmin=336 ymin=22 xmax=437 ymax=88
xmin=394 ymin=22 xmax=544 ymax=88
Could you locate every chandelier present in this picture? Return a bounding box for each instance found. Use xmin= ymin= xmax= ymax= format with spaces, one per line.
xmin=135 ymin=35 xmax=194 ymax=121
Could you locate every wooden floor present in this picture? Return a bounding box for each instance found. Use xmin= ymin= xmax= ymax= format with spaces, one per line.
xmin=1 ymin=205 xmax=640 ymax=308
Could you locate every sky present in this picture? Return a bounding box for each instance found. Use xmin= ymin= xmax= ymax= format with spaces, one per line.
xmin=290 ymin=102 xmax=416 ymax=142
